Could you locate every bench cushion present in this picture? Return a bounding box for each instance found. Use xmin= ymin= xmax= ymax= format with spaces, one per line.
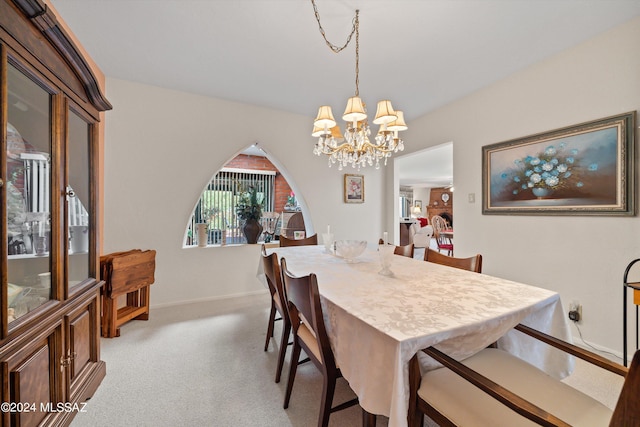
xmin=419 ymin=348 xmax=613 ymax=426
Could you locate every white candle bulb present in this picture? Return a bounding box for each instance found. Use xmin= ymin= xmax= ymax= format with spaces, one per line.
xmin=383 ymin=232 xmax=388 ymax=245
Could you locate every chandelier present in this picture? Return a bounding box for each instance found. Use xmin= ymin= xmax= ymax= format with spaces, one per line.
xmin=310 ymin=1 xmax=407 ymax=170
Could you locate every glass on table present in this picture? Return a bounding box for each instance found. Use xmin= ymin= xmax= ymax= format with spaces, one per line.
xmin=378 ymin=244 xmax=395 ymax=276
xmin=322 ymin=232 xmax=334 ymax=254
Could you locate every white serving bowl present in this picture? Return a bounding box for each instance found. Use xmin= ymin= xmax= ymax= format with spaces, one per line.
xmin=335 ymin=240 xmax=367 ymax=262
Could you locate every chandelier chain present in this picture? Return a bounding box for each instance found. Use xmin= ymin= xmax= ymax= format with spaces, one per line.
xmin=354 ymin=11 xmax=359 ymax=96
xmin=311 ymin=0 xmax=357 ymax=53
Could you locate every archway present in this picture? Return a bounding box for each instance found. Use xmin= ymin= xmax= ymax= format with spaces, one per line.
xmin=183 ymin=143 xmax=313 ymax=246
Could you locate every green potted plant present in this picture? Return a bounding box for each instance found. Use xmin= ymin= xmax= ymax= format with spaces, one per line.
xmin=235 ymin=184 xmax=263 ymax=244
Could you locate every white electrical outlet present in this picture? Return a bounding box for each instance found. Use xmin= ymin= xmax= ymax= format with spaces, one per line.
xmin=468 ymin=193 xmax=475 ymax=203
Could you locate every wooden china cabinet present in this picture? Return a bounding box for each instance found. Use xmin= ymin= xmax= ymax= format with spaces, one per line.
xmin=1 ymin=1 xmax=111 ymax=426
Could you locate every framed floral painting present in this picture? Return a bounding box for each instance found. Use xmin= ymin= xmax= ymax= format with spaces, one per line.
xmin=344 ymin=174 xmax=364 ymax=203
xmin=482 ymin=111 xmax=635 ymax=215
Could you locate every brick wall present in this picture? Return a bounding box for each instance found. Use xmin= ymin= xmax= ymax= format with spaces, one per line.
xmin=427 ymin=187 xmax=453 ymax=226
xmin=226 ymin=154 xmax=293 ymax=212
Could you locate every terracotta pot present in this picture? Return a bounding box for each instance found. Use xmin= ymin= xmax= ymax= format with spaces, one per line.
xmin=243 ymin=219 xmax=263 ymax=244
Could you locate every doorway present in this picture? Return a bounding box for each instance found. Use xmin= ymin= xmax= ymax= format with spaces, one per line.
xmin=393 ymin=142 xmax=453 ymax=238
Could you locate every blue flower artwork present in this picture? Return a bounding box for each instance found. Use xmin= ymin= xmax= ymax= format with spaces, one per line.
xmin=491 ymin=127 xmax=617 ymax=203
xmin=482 ymin=112 xmax=635 ymax=214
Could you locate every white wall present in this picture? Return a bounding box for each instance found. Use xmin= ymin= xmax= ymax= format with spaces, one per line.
xmin=103 ymin=79 xmax=385 ymax=307
xmin=104 ymin=16 xmax=639 ymax=356
xmin=413 ymin=188 xmax=431 ymax=217
xmin=386 ymin=17 xmax=640 ymax=356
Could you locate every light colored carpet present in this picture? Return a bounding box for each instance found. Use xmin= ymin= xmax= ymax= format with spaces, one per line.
xmin=70 ymin=291 xmax=623 ymax=427
xmin=70 ymin=293 xmax=384 ymax=427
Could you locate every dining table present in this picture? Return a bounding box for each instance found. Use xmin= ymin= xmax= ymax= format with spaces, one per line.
xmin=262 ymin=244 xmax=572 ymax=427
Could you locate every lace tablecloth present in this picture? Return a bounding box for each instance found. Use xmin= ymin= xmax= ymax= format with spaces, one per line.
xmin=265 ymin=245 xmax=572 ymax=427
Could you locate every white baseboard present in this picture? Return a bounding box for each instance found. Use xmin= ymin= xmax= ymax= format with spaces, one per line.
xmin=149 ymin=289 xmax=268 ymax=311
xmin=570 ymin=323 xmax=624 ymax=364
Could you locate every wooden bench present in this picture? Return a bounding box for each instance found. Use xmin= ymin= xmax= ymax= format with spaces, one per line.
xmin=100 ymin=249 xmax=156 ymax=338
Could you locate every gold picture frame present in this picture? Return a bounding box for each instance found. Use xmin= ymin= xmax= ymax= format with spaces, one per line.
xmin=344 ymin=174 xmax=364 ymax=203
xmin=482 ymin=111 xmax=635 ymax=216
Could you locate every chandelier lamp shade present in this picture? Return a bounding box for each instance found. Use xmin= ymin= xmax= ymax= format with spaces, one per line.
xmin=310 ymin=1 xmax=407 ymax=170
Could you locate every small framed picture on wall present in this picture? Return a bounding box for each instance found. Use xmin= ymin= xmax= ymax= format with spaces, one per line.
xmin=344 ymin=174 xmax=364 ymax=203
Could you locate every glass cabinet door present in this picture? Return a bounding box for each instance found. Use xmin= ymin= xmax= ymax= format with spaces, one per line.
xmin=6 ymin=63 xmax=53 ymax=323
xmin=67 ymin=110 xmax=91 ymax=287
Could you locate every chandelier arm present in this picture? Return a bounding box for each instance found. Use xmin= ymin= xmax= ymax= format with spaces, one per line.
xmin=362 ymin=142 xmax=393 ymax=154
xmin=317 ymin=139 xmax=397 ymax=157
xmin=311 ymin=0 xmax=358 ymax=54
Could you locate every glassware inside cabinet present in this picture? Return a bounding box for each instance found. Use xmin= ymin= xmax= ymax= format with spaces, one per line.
xmin=6 ymin=63 xmax=53 ymax=323
xmin=67 ymin=110 xmax=91 ymax=288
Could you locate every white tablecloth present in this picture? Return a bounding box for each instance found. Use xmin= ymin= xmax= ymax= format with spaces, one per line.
xmin=265 ymin=245 xmax=572 ymax=427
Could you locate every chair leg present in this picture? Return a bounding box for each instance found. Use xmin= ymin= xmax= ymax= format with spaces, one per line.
xmin=264 ymin=300 xmax=276 ymax=351
xmin=275 ymin=319 xmax=291 ymax=383
xmin=318 ymin=372 xmax=337 ymax=427
xmin=407 ymin=355 xmax=423 ymax=427
xmin=284 ymin=340 xmax=301 ymax=409
xmin=362 ymin=409 xmax=377 ymax=427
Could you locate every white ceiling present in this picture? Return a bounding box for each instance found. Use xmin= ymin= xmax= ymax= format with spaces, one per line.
xmin=49 ymin=0 xmax=640 ymax=187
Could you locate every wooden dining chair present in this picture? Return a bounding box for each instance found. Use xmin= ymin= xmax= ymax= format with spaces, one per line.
xmin=280 ymin=258 xmax=361 ymax=427
xmin=279 ymin=233 xmax=318 ymax=247
xmin=260 ymin=245 xmax=290 ymax=383
xmin=423 ymin=248 xmax=482 ymax=273
xmin=378 ymin=239 xmax=415 ymax=258
xmin=431 ymin=215 xmax=454 ymax=256
xmin=408 ymin=323 xmax=633 ymax=427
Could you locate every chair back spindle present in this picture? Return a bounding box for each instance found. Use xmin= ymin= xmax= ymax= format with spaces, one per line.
xmin=431 ymin=215 xmax=454 ymax=255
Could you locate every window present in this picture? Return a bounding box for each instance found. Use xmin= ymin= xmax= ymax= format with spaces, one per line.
xmin=186 ymin=168 xmax=276 ymax=246
xmin=399 ymin=187 xmax=413 ymax=219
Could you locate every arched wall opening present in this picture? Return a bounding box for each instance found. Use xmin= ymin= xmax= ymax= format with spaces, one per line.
xmin=183 ymin=143 xmax=314 ymax=247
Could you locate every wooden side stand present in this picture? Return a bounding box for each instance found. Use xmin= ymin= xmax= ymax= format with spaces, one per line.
xmin=100 ymin=249 xmax=156 ymax=338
